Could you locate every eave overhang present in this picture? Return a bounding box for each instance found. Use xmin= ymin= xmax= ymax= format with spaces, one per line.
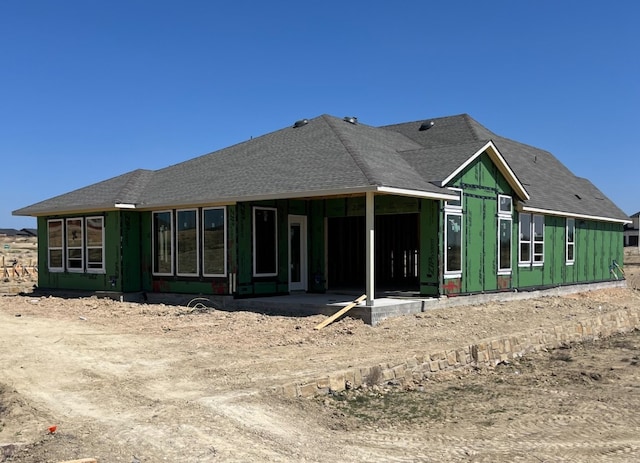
xmin=519 ymin=205 xmax=632 ymax=224
xmin=133 ymin=186 xmax=458 ymax=211
xmin=14 ymin=185 xmax=459 ymax=217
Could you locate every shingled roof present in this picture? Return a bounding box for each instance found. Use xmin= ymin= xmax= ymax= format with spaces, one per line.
xmin=13 ymin=114 xmax=629 ymax=223
xmin=383 ymin=114 xmax=629 ymax=222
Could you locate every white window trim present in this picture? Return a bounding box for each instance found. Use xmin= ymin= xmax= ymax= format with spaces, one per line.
xmin=518 ymin=213 xmax=545 ymax=267
xmin=65 ymin=217 xmax=84 ymax=273
xmin=446 ymin=187 xmax=463 ymax=210
xmin=566 ymin=218 xmax=575 ymax=265
xmin=176 ymin=208 xmax=200 ymax=277
xmin=498 ymin=194 xmax=512 ymax=214
xmin=85 ymin=216 xmax=105 ymax=274
xmin=202 ymin=207 xmax=227 ymax=277
xmin=152 ymin=210 xmax=174 ymax=276
xmin=253 ymin=206 xmax=278 ymax=277
xmin=518 ymin=213 xmax=531 ymax=266
xmin=444 ymin=210 xmax=463 ymax=278
xmin=532 ymin=215 xmax=544 ymax=266
xmin=497 ymin=195 xmax=513 ymax=275
xmin=47 ymin=219 xmax=64 ymax=273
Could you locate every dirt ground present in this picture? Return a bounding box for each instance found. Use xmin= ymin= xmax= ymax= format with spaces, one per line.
xmin=1 ymin=239 xmax=640 ymax=462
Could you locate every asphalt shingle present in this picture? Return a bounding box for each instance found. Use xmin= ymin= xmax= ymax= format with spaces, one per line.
xmin=13 ymin=113 xmax=629 ymax=223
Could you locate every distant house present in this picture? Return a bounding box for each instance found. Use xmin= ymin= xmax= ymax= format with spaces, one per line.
xmin=624 ymin=212 xmax=639 ymax=246
xmin=0 ymin=228 xmax=37 ymax=237
xmin=13 ymin=114 xmax=630 ymax=306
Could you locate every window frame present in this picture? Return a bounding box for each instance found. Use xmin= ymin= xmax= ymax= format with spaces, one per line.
xmin=253 ymin=206 xmax=278 ymax=277
xmin=65 ymin=217 xmax=84 ymax=273
xmin=532 ymin=215 xmax=545 ymax=266
xmin=47 ymin=219 xmax=64 ymax=273
xmin=446 ymin=187 xmax=463 ymax=210
xmin=518 ymin=213 xmax=531 ymax=265
xmin=498 ymin=194 xmax=512 ymax=215
xmin=566 ymin=218 xmax=575 ymax=265
xmin=519 ymin=213 xmax=545 ymax=266
xmin=202 ymin=207 xmax=227 ymax=277
xmin=444 ymin=210 xmax=463 ymax=278
xmin=85 ymin=216 xmax=105 ymax=274
xmin=497 ymin=195 xmax=513 ymax=275
xmin=152 ymin=210 xmax=174 ymax=276
xmin=175 ymin=208 xmax=199 ymax=277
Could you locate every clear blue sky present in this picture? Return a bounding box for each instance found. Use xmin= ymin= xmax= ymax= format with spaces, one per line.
xmin=2 ymin=1 xmax=638 ymax=229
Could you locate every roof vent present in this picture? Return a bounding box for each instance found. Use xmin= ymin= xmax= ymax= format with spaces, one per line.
xmin=293 ymin=119 xmax=309 ymax=128
xmin=343 ymin=116 xmax=358 ymax=124
xmin=419 ymin=121 xmax=435 ymax=131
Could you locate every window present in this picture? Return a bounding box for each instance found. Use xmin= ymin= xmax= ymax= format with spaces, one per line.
xmin=444 ymin=188 xmax=463 ymax=276
xmin=86 ymin=216 xmax=105 ymax=273
xmin=66 ymin=218 xmax=84 ymax=272
xmin=498 ymin=195 xmax=512 ymax=214
xmin=253 ymin=207 xmax=278 ymax=276
xmin=446 ymin=188 xmax=463 ymax=209
xmin=566 ymin=218 xmax=575 ymax=264
xmin=533 ymin=215 xmax=544 ymax=264
xmin=153 ymin=207 xmax=229 ymax=278
xmin=497 ymin=195 xmax=512 ymax=274
xmin=445 ymin=212 xmax=462 ymax=275
xmin=519 ymin=213 xmax=544 ymax=266
xmin=203 ymin=207 xmax=227 ymax=276
xmin=47 ymin=219 xmax=64 ymax=272
xmin=46 ymin=217 xmax=105 ymax=273
xmin=153 ymin=211 xmax=174 ymax=275
xmin=176 ymin=209 xmax=198 ymax=276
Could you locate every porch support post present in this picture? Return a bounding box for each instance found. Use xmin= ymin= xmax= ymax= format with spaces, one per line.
xmin=365 ymin=191 xmax=375 ymax=306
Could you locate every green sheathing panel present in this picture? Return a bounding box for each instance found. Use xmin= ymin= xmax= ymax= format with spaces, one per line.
xmin=545 ymin=216 xmax=565 ymax=286
xmin=326 ymin=195 xmax=420 ymax=218
xmin=276 ymin=200 xmax=289 ymax=293
xmin=120 ymin=210 xmax=141 ymax=292
xmin=36 ymin=217 xmax=47 ymax=288
xmin=419 ymin=199 xmax=439 ymax=296
xmin=448 ymin=152 xmax=513 ymax=294
xmin=575 ymin=220 xmax=623 ymax=283
xmin=37 ymin=212 xmax=123 ymax=292
xmin=514 ymin=217 xmax=623 ymax=289
xmin=376 ymin=195 xmax=420 ymax=215
xmin=309 ymin=199 xmax=326 ymax=292
xmin=140 ymin=212 xmax=152 ymax=292
xmin=236 ymin=203 xmax=253 ymax=294
xmin=235 ymin=200 xmax=289 ymax=297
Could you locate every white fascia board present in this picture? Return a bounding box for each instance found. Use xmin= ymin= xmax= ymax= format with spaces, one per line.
xmin=134 ymin=187 xmax=375 ymax=210
xmin=376 ymin=186 xmax=458 ymax=201
xmin=441 ymin=141 xmax=530 ymax=201
xmin=13 ymin=204 xmax=122 ymax=217
xmin=115 ymin=203 xmax=137 ymax=209
xmin=136 ymin=186 xmax=457 ymax=211
xmin=520 ymin=206 xmax=632 ymax=224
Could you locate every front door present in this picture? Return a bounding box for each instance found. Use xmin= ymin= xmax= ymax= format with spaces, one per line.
xmin=288 ymin=215 xmax=308 ymax=291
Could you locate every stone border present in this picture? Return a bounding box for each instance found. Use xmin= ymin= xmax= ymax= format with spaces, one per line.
xmin=273 ymin=306 xmax=640 ymax=398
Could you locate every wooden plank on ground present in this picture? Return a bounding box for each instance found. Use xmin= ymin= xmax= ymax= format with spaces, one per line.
xmin=314 ymin=294 xmax=367 ymax=330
